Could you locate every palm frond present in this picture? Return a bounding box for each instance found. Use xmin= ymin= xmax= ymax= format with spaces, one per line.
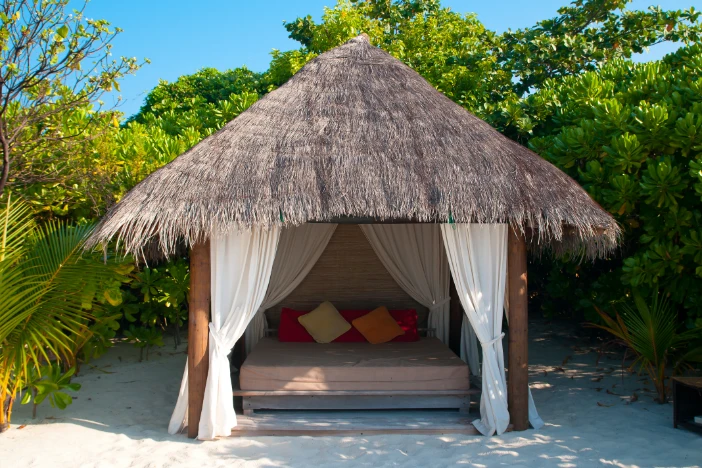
xmin=0 ymin=193 xmax=35 ymax=261
xmin=589 ymin=288 xmax=702 ymax=403
xmin=1 ymin=220 xmax=115 ymax=378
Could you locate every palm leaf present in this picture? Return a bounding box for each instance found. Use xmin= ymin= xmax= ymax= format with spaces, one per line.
xmin=1 ymin=219 xmax=116 ymax=382
xmin=0 ymin=193 xmax=35 ymax=261
xmin=589 ymin=288 xmax=702 ymax=403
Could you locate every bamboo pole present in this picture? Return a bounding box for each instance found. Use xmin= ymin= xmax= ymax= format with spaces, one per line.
xmin=507 ymin=228 xmax=529 ymax=431
xmin=188 ymin=240 xmax=210 ymax=439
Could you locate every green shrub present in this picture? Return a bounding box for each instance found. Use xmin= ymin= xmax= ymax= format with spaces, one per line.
xmin=504 ymin=44 xmax=702 ymax=325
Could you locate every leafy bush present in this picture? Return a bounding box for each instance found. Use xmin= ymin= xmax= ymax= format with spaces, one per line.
xmin=123 ymin=326 xmax=165 ymax=362
xmin=124 ymin=259 xmax=190 ymax=349
xmin=501 ymin=44 xmax=702 ymax=325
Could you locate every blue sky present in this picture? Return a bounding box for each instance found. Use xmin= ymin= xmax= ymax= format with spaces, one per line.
xmin=82 ymin=0 xmax=701 ymax=118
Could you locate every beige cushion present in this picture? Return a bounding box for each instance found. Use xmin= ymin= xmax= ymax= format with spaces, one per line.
xmin=297 ymin=301 xmax=351 ymax=343
xmin=240 ymin=337 xmax=471 ymax=391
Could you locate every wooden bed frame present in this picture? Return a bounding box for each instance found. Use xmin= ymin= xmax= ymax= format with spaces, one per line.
xmin=234 ymin=388 xmax=478 ymax=416
xmin=233 ymin=328 xmax=478 ymax=417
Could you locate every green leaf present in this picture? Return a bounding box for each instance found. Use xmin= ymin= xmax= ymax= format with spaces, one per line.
xmin=57 ymin=25 xmax=69 ymax=39
xmin=103 ymin=287 xmax=123 ymax=306
xmin=53 ymin=391 xmax=73 ymax=410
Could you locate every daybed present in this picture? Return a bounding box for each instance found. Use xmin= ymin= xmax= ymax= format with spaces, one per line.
xmin=236 ymin=336 xmax=474 ymax=415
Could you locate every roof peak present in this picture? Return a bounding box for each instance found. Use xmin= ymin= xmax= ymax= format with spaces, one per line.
xmin=348 ymin=33 xmax=370 ymax=44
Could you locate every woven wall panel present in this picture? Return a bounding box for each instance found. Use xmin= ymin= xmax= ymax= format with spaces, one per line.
xmin=266 ymin=224 xmax=428 ymax=328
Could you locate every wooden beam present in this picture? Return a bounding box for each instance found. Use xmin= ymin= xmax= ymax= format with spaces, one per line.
xmin=232 ymin=389 xmax=479 ymax=397
xmin=188 ymin=240 xmax=211 ymax=439
xmin=230 ymin=411 xmax=500 ymax=437
xmin=448 ymin=277 xmax=462 ymax=357
xmin=507 ymin=227 xmax=529 ymax=431
xmin=307 ymin=216 xmax=432 ymax=224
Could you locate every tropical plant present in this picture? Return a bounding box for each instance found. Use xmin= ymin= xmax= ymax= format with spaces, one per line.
xmin=118 ymin=259 xmax=190 ymax=350
xmin=156 ymin=259 xmax=190 ymax=347
xmin=0 ymin=194 xmax=130 ymax=432
xmin=21 ymin=363 xmax=81 ymax=418
xmin=123 ymin=325 xmax=164 ymax=361
xmin=591 ymin=289 xmax=702 ymax=403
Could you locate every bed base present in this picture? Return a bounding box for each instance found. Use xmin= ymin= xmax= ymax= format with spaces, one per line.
xmin=233 ymin=389 xmax=478 ymax=416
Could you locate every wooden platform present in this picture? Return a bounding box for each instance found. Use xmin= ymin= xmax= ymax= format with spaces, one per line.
xmin=228 ymin=410 xmax=492 ymax=436
xmin=233 ymin=389 xmax=481 ymax=397
xmin=234 ymin=389 xmax=478 ymax=416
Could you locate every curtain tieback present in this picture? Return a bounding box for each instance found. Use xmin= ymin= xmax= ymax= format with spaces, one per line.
xmin=428 ymin=297 xmax=451 ymax=310
xmin=481 ymin=332 xmax=505 ymax=348
xmin=208 ymin=323 xmax=233 ymax=358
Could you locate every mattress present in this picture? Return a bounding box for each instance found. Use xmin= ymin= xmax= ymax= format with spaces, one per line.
xmin=240 ymin=337 xmax=470 ymax=391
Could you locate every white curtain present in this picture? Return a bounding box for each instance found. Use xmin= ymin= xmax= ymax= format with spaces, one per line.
xmin=168 ymin=226 xmax=281 ymax=440
xmin=461 ymin=318 xmax=481 ymax=376
xmin=360 ymin=224 xmax=451 ymax=343
xmin=441 ymin=223 xmax=510 ymax=436
xmin=244 ymin=224 xmax=337 ymax=353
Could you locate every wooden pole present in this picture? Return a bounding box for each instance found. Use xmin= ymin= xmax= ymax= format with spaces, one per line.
xmin=188 ymin=240 xmax=210 ymax=439
xmin=507 ymin=227 xmax=529 ymax=431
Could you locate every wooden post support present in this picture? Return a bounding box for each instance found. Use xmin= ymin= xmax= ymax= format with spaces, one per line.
xmin=507 ymin=227 xmax=529 ymax=431
xmin=188 ymin=240 xmax=211 ymax=439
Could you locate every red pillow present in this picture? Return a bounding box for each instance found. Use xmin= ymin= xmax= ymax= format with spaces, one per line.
xmin=278 ymin=308 xmax=419 ymax=342
xmin=278 ymin=309 xmax=315 ymax=342
xmin=388 ymin=309 xmax=419 ymax=342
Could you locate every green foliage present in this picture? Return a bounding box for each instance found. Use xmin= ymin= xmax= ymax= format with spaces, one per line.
xmin=591 ymin=289 xmax=702 ymax=403
xmin=498 ymin=1 xmax=701 ymax=95
xmin=76 ymin=261 xmax=134 ymax=365
xmin=131 ymin=67 xmax=265 ymax=121
xmin=0 ymin=194 xmax=130 ymax=430
xmin=0 ymin=0 xmax=146 ymax=197
xmin=11 ymin=105 xmax=123 ymax=221
xmin=123 ymin=326 xmax=165 ymax=362
xmin=278 ymin=0 xmax=701 ymax=118
xmin=505 ymin=44 xmax=702 ymax=325
xmin=21 ymin=364 xmax=81 ymax=416
xmin=102 ymin=258 xmax=191 ymax=357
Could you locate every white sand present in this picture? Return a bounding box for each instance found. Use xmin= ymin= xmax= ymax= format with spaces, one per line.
xmin=2 ymin=321 xmax=700 ymax=468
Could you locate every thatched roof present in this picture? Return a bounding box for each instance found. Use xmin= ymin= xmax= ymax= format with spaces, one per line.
xmin=89 ymin=34 xmax=619 ymax=259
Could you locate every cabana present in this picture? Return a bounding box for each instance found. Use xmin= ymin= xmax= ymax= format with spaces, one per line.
xmin=87 ymin=35 xmax=619 ymax=440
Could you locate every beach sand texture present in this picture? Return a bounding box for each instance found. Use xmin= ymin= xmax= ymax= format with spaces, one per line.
xmin=2 ymin=321 xmax=700 ymax=468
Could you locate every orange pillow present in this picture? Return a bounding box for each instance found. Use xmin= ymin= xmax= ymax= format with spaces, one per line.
xmin=351 ymin=306 xmax=405 ymax=344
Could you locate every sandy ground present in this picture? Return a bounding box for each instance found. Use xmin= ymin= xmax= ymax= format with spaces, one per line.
xmin=1 ymin=320 xmax=700 ymax=468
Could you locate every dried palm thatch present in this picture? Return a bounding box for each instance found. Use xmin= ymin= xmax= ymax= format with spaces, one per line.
xmin=88 ymin=34 xmax=619 ymax=260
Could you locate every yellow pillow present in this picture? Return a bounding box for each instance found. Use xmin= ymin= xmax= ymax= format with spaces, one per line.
xmin=298 ymin=301 xmax=351 ymax=343
xmin=352 ymin=306 xmax=405 ymax=344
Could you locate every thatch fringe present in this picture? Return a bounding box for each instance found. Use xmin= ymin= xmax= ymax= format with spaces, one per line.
xmin=87 ymin=34 xmax=619 ymax=261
